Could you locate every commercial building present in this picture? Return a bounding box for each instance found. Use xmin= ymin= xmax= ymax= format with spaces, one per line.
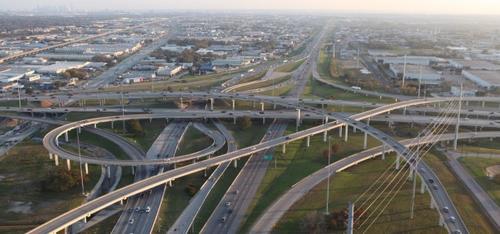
xmin=36 ymin=61 xmax=90 ymax=75
xmin=377 ymin=56 xmax=443 ymax=66
xmin=156 ymin=65 xmax=183 ymax=77
xmin=462 ymin=70 xmax=500 ymax=89
xmin=0 ymin=67 xmax=36 ymax=83
xmin=389 ymin=64 xmax=442 ymax=85
xmin=160 ymin=44 xmax=193 ymax=53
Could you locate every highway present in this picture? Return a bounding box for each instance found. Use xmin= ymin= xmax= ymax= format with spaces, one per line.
xmin=25 ymin=95 xmax=484 ymax=233
xmin=168 ymin=120 xmax=236 ymax=233
xmin=112 ymin=121 xmax=188 ymax=234
xmin=250 ymin=131 xmax=500 ymax=233
xmin=202 ymin=120 xmax=288 ymax=234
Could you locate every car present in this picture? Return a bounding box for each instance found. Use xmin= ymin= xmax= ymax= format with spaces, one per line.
xmin=135 ymin=207 xmax=140 ymax=212
xmin=432 ymin=184 xmax=439 ymax=190
xmin=145 ymin=206 xmax=151 ymax=213
xmin=225 ymin=202 xmax=231 ymax=207
xmin=129 ymin=218 xmax=134 ymax=224
xmin=221 ymin=216 xmax=227 ymax=223
xmin=449 ymin=216 xmax=456 ymax=223
xmin=234 ymin=190 xmax=239 ymax=194
xmin=428 ymin=179 xmax=434 ymax=183
xmin=442 ymin=207 xmax=449 ymax=213
xmin=452 ymin=230 xmax=462 ymax=234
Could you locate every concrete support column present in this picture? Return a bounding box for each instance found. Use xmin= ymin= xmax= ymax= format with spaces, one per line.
xmin=233 ymin=160 xmax=238 ymax=168
xmin=273 ymin=103 xmax=277 ymax=110
xmin=93 ymin=123 xmax=97 ymax=128
xmin=106 ymin=166 xmax=111 ymax=179
xmin=111 ymin=121 xmax=114 ymax=129
xmin=482 ymin=101 xmax=485 ymax=108
xmin=339 ymin=125 xmax=343 ymax=137
xmin=396 ymin=155 xmax=400 ymax=170
xmin=233 ymin=116 xmax=237 ymax=125
xmin=381 ymin=144 xmax=386 ymax=160
xmin=66 ymin=159 xmax=71 ymax=171
xmin=363 ymin=132 xmax=368 ymax=149
xmin=344 ymin=125 xmax=349 ymax=142
xmin=168 ymin=180 xmax=173 ymax=187
xmin=306 ymin=136 xmax=310 ymax=148
xmin=430 ymin=199 xmax=434 ymax=209
xmin=210 ymin=98 xmax=214 ymax=111
xmin=64 ymin=131 xmax=69 ymax=142
xmin=232 ymin=99 xmax=235 ymax=111
xmin=260 ymin=102 xmax=265 ymax=112
xmin=131 ymin=166 xmax=135 ymax=175
xmin=84 ymin=163 xmax=89 ymax=175
xmin=420 ymin=178 xmax=426 ymax=194
xmin=55 ymin=155 xmax=59 ymax=166
xmin=78 ymin=127 xmax=81 ymax=134
xmin=282 ymin=144 xmax=286 ymax=154
xmin=403 ymin=107 xmax=407 ymax=116
xmin=296 ymin=108 xmax=301 ymax=129
xmin=49 ymin=153 xmax=53 ymax=160
xmin=180 ymin=97 xmax=183 ymax=107
xmin=55 ymin=138 xmax=59 ymax=147
xmin=323 ymin=130 xmax=328 ymax=142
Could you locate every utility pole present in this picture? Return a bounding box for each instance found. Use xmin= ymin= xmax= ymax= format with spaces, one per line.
xmin=453 ymin=80 xmax=463 ymax=150
xmin=77 ymin=126 xmax=86 ymax=196
xmin=347 ymin=202 xmax=354 ymax=234
xmin=121 ymin=84 xmax=125 ymax=134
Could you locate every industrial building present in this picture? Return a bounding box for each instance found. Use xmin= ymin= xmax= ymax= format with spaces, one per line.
xmin=462 ymin=70 xmax=500 ymax=89
xmin=389 ymin=64 xmax=442 ymax=85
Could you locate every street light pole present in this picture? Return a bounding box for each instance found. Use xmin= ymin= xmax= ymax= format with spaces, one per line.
xmin=77 ymin=126 xmax=86 ymax=196
xmin=17 ymin=85 xmax=22 ymax=109
xmin=326 ymin=136 xmax=332 ymax=215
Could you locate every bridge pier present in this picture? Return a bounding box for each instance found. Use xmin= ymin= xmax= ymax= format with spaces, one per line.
xmin=339 ymin=125 xmax=343 ymax=137
xmin=84 ymin=163 xmax=89 ymax=175
xmin=106 ymin=166 xmax=111 ymax=179
xmin=93 ymin=123 xmax=97 ymax=128
xmin=66 ymin=159 xmax=71 ymax=171
xmin=307 ymin=136 xmax=310 ymax=147
xmin=395 ymin=155 xmax=400 ymax=170
xmin=296 ymin=108 xmax=301 ymax=130
xmin=344 ymin=125 xmax=349 ymax=142
xmin=180 ymin=97 xmax=183 ymax=108
xmin=482 ymin=101 xmax=485 ymax=108
xmin=430 ymin=199 xmax=434 ymax=209
xmin=55 ymin=155 xmax=59 ymax=166
xmin=111 ymin=121 xmax=114 ymax=129
xmin=210 ymin=98 xmax=214 ymax=111
xmin=55 ymin=137 xmax=59 ymax=146
xmin=363 ymin=118 xmax=370 ymax=149
xmin=232 ymin=99 xmax=235 ymax=111
xmin=381 ymin=144 xmax=386 ymax=160
xmin=131 ymin=166 xmax=135 ymax=175
xmin=168 ymin=180 xmax=173 ymax=187
xmin=65 ymin=131 xmax=69 ymax=142
xmin=233 ymin=160 xmax=238 ymax=168
xmin=420 ymin=178 xmax=426 ymax=194
xmin=49 ymin=153 xmax=53 ymax=160
xmin=282 ymin=144 xmax=286 ymax=154
xmin=403 ymin=107 xmax=407 ymax=116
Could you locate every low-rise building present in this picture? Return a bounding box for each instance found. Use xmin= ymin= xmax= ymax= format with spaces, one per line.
xmin=463 ymin=70 xmax=500 ymax=89
xmin=156 ymin=65 xmax=183 ymax=77
xmin=389 ymin=64 xmax=442 ymax=85
xmin=36 ymin=61 xmax=90 ymax=75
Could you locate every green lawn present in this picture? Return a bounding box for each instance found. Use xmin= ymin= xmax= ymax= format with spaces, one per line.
xmin=239 ymin=123 xmax=383 ymax=232
xmin=275 ymin=154 xmax=445 ymax=234
xmin=275 ymin=59 xmax=305 ymax=73
xmin=176 ymin=124 xmax=213 ymax=156
xmin=459 ymin=157 xmax=500 ymax=205
xmin=0 ymin=139 xmax=100 ymax=233
xmin=232 ymin=75 xmax=292 ymax=93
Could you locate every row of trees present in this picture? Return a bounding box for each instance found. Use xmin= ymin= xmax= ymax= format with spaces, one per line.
xmin=61 ymin=68 xmax=89 ymax=80
xmin=300 ymin=208 xmax=366 ymax=233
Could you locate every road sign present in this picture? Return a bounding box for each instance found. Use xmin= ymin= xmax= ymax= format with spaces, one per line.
xmin=263 ymin=154 xmax=273 ymax=161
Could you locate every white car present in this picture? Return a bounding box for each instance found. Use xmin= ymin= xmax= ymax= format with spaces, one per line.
xmin=145 ymin=206 xmax=151 ymax=213
xmin=128 ymin=218 xmax=134 ymax=224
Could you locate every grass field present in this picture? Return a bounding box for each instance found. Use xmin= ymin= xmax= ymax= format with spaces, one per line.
xmin=424 ymin=151 xmax=497 ymax=233
xmin=302 ymin=78 xmax=394 ymax=104
xmin=177 ymin=124 xmax=213 ymax=156
xmin=0 ymin=139 xmax=100 ymax=233
xmin=232 ymin=75 xmax=292 ymax=93
xmin=239 ymin=124 xmax=383 ymax=232
xmin=275 ymin=154 xmax=445 ymax=234
xmin=459 ymin=157 xmax=500 ymax=205
xmin=275 ymin=59 xmax=305 ymax=73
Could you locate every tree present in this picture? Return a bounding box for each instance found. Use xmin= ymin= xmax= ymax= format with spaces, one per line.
xmin=41 ymin=166 xmax=87 ymax=192
xmin=239 ymin=116 xmax=253 ymax=130
xmin=300 ymin=211 xmax=325 ymax=233
xmin=126 ymin=119 xmax=145 ymax=137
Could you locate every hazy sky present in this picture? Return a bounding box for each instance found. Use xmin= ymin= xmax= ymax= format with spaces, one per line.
xmin=1 ymin=0 xmax=500 ymax=15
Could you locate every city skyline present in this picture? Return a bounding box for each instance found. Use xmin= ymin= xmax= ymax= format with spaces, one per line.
xmin=1 ymin=0 xmax=500 ymax=15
